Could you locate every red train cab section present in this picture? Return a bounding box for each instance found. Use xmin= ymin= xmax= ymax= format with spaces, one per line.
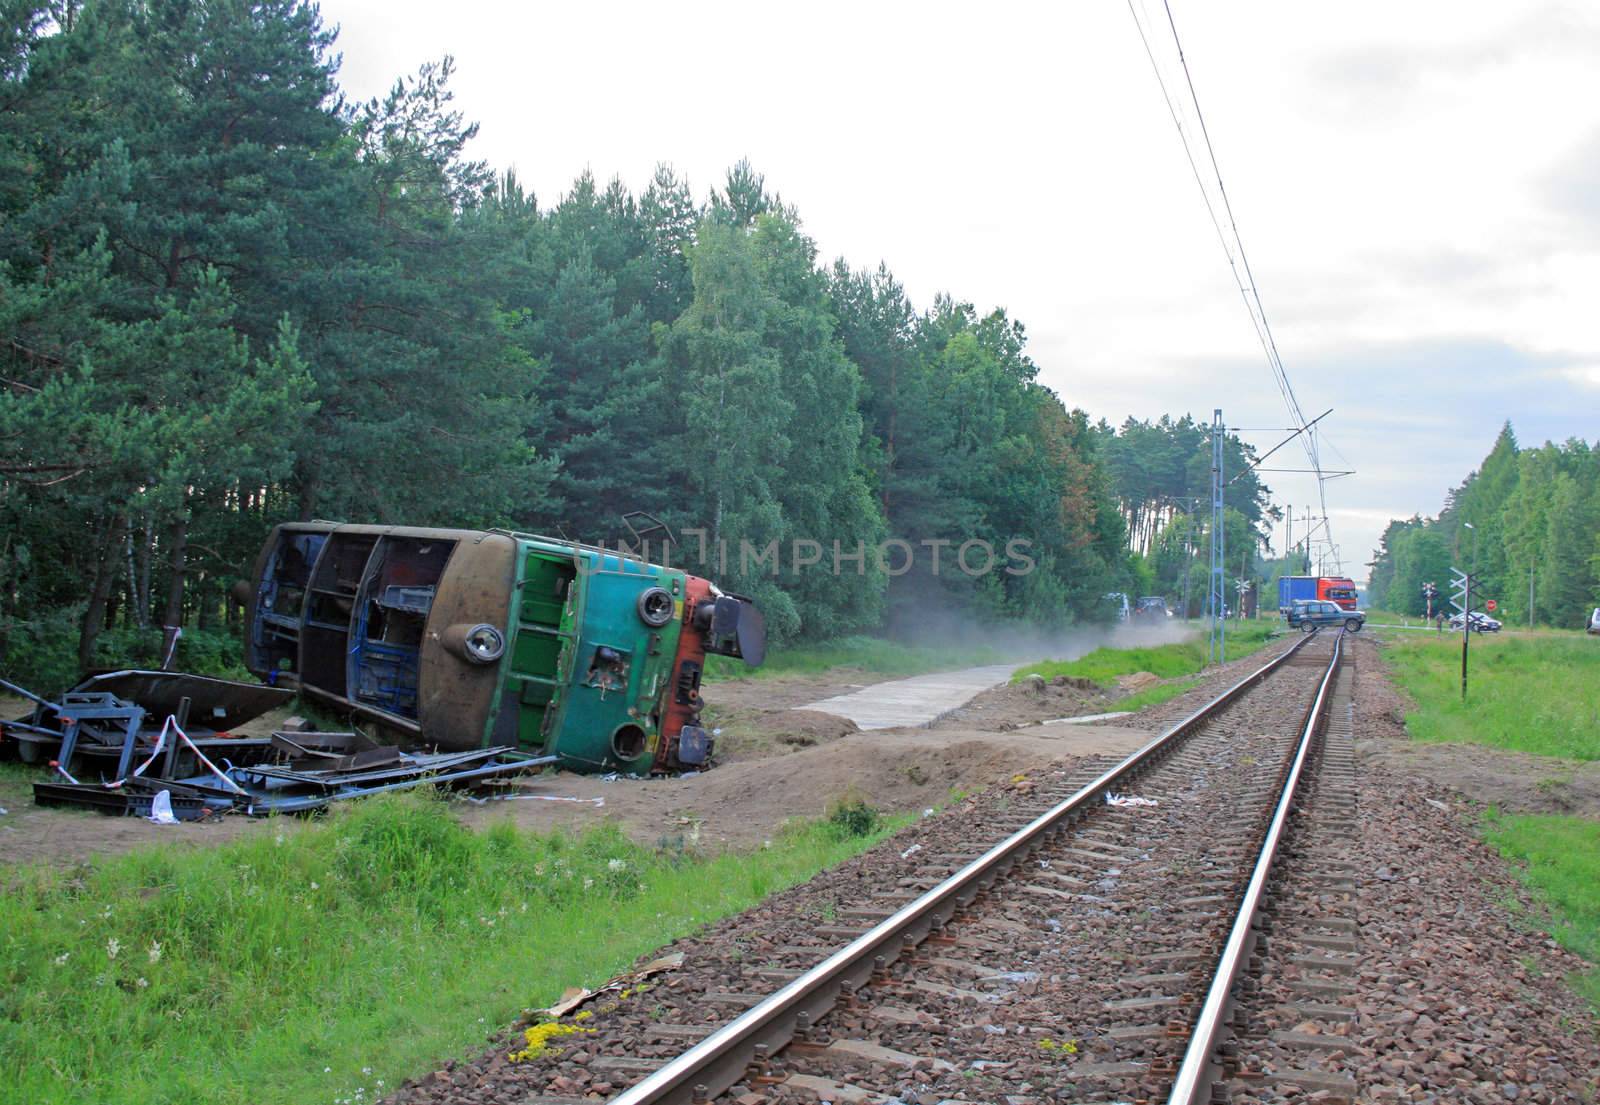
xmin=653 ymin=575 xmax=765 ymax=773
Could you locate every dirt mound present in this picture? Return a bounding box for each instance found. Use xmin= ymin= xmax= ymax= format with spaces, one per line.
xmin=702 ymin=703 xmax=860 ymax=761
xmin=1115 ymin=671 xmax=1160 ymax=690
xmin=767 ymin=709 xmax=859 ymax=749
xmin=933 ymin=674 xmax=1113 ymax=730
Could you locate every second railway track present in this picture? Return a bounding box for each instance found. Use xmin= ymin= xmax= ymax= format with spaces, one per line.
xmin=511 ymin=630 xmax=1355 ymax=1105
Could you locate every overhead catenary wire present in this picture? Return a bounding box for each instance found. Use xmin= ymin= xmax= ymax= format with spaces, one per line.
xmin=1125 ymin=0 xmax=1341 ymax=572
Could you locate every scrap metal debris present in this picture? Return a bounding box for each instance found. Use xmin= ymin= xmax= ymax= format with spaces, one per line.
xmin=4 ymin=672 xmax=553 ymax=818
xmin=1 ymin=670 xmax=292 ymax=779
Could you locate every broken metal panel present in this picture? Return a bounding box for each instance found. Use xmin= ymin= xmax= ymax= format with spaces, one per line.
xmin=231 ymin=751 xmax=557 ymax=815
xmin=69 ymin=670 xmax=292 ymax=729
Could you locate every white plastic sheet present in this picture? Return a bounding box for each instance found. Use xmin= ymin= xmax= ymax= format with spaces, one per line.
xmin=147 ymin=789 xmax=178 ymax=824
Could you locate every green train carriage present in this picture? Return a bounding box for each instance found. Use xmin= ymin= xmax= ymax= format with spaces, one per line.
xmin=242 ymin=522 xmax=763 ymax=774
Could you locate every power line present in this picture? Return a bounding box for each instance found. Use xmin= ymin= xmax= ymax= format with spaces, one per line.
xmin=1125 ymin=0 xmax=1341 ymax=573
xmin=1123 ymin=0 xmax=1283 ymax=406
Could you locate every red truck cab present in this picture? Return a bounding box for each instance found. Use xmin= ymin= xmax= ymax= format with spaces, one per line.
xmin=1318 ymin=576 xmax=1358 ymax=611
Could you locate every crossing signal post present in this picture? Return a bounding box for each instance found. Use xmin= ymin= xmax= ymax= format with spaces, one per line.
xmin=1422 ymin=581 xmax=1437 ymax=622
xmin=1449 ymin=568 xmax=1476 ymax=702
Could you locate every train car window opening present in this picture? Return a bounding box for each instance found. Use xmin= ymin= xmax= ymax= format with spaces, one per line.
xmin=299 ymin=532 xmax=375 ymax=690
xmin=347 ymin=536 xmax=456 ymax=721
xmin=249 ymin=530 xmax=328 ymax=675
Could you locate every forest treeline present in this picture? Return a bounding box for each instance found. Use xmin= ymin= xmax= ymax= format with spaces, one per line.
xmin=1366 ymin=424 xmax=1600 ymax=626
xmin=0 ymin=1 xmax=1275 ymax=685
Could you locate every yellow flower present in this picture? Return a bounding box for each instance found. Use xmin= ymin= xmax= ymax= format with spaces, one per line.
xmin=507 ymin=1021 xmax=595 ymax=1063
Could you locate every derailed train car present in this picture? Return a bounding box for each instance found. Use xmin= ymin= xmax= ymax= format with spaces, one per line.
xmin=240 ymin=523 xmax=764 ymax=774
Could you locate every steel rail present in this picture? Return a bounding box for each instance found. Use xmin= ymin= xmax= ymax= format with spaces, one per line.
xmin=1166 ymin=629 xmax=1344 ymax=1105
xmin=608 ymin=631 xmax=1324 ymax=1105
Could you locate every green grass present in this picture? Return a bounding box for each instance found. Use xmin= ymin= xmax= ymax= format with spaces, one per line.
xmin=1117 ymin=677 xmax=1203 ymax=712
xmin=1379 ymin=632 xmax=1600 ymax=760
xmin=705 ymin=634 xmax=1008 ymax=682
xmin=0 ymin=791 xmax=902 ymax=1105
xmin=1483 ymin=809 xmax=1600 ymax=1007
xmin=1011 ymin=622 xmax=1277 ymax=686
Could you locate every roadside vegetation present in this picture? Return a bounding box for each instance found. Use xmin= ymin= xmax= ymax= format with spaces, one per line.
xmin=0 ymin=790 xmax=901 ymax=1105
xmin=1011 ymin=622 xmax=1278 ymax=687
xmin=1377 ymin=632 xmax=1599 ymax=761
xmin=1483 ymin=810 xmax=1600 ymax=1007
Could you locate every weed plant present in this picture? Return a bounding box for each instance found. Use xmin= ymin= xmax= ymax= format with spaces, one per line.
xmin=0 ymin=790 xmax=898 ymax=1105
xmin=825 ymin=794 xmax=881 ymax=837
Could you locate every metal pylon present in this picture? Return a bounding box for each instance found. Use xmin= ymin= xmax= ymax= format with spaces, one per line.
xmin=1208 ymin=409 xmax=1226 ymax=665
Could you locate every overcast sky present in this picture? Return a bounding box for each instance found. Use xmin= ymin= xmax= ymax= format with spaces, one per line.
xmin=320 ymin=0 xmax=1600 ymax=583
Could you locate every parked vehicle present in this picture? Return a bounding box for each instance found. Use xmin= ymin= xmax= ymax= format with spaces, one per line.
xmin=1103 ymin=592 xmax=1131 ymax=621
xmin=1133 ymin=596 xmax=1171 ymax=622
xmin=1285 ymin=599 xmax=1365 ymax=633
xmin=1448 ymin=611 xmax=1501 ymax=633
xmin=1589 ymin=608 xmax=1600 ymax=635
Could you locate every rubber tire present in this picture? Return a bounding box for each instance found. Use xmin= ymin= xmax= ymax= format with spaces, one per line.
xmin=1300 ymin=621 xmax=1316 ymax=634
xmin=1345 ymin=619 xmax=1362 ymax=632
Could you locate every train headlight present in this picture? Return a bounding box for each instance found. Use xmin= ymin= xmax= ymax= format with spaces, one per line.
xmin=443 ymin=623 xmax=506 ymax=664
xmin=637 ymin=586 xmax=675 ymax=627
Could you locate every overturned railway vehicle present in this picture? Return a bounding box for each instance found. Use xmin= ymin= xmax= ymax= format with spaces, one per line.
xmin=242 ymin=523 xmax=764 ymax=775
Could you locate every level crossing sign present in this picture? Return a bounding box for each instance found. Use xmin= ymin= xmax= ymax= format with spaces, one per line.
xmin=1449 ymin=568 xmax=1470 ymax=614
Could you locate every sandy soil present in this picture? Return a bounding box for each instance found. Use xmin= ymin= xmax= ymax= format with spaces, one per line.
xmin=454 ymin=720 xmax=1156 ymax=849
xmin=1349 ymin=635 xmax=1600 ymax=818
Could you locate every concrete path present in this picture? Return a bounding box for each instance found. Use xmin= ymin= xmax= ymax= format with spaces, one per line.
xmin=797 ymin=665 xmax=1019 ymax=730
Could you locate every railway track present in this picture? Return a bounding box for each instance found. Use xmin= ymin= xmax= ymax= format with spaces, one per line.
xmin=517 ymin=630 xmax=1354 ymax=1105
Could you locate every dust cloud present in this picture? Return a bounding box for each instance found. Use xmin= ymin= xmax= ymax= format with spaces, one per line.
xmin=885 ymin=593 xmax=1199 ymax=668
